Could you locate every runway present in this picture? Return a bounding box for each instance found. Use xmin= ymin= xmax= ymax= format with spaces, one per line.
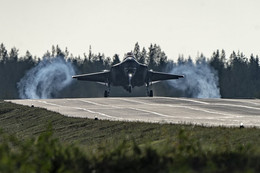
xmin=7 ymin=97 xmax=260 ymax=127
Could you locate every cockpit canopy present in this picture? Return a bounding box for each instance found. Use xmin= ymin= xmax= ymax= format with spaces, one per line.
xmin=123 ymin=52 xmax=136 ymax=61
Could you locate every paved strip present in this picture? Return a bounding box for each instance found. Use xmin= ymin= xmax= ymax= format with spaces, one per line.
xmin=6 ymin=97 xmax=260 ymax=127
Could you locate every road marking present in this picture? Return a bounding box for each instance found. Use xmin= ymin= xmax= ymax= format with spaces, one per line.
xmin=161 ymin=97 xmax=260 ymax=111
xmin=19 ymin=99 xmax=253 ymax=120
xmin=70 ymin=99 xmax=121 ymax=109
xmin=72 ymin=99 xmax=104 ymax=106
xmin=222 ymin=99 xmax=260 ymax=106
xmin=109 ymin=98 xmax=237 ymax=118
xmin=109 ymin=98 xmax=148 ymax=105
xmin=108 ymin=98 xmax=241 ymax=118
xmin=37 ymin=100 xmax=119 ymax=119
xmin=157 ymin=97 xmax=210 ymax=105
xmin=77 ymin=98 xmax=177 ymax=118
xmin=37 ymin=100 xmax=63 ymax=107
xmin=164 ymin=104 xmax=243 ymax=118
xmin=126 ymin=97 xmax=259 ymax=117
xmin=128 ymin=107 xmax=173 ymax=118
xmin=50 ymin=98 xmax=260 ymax=114
xmin=73 ymin=107 xmax=119 ymax=119
xmin=99 ymin=98 xmax=181 ymax=118
xmin=214 ymin=103 xmax=260 ymax=111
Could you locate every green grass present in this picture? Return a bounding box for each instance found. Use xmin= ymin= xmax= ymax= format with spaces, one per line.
xmin=1 ymin=100 xmax=260 ymax=150
xmin=1 ymin=100 xmax=260 ymax=172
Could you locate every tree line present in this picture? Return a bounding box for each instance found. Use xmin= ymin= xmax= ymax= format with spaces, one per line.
xmin=0 ymin=42 xmax=259 ymax=99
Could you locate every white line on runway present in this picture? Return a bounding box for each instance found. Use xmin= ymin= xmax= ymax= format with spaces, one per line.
xmin=109 ymin=98 xmax=246 ymax=118
xmin=214 ymin=103 xmax=260 ymax=111
xmin=46 ymin=98 xmax=259 ymax=121
xmin=37 ymin=100 xmax=119 ymax=119
xmin=158 ymin=97 xmax=210 ymax=105
xmin=164 ymin=104 xmax=244 ymax=118
xmin=75 ymin=99 xmax=104 ymax=106
xmin=108 ymin=98 xmax=230 ymax=118
xmin=37 ymin=100 xmax=63 ymax=107
xmin=75 ymin=98 xmax=176 ymax=118
xmin=222 ymin=99 xmax=260 ymax=106
xmin=142 ymin=98 xmax=260 ymax=116
xmin=162 ymin=97 xmax=260 ymax=111
xmin=128 ymin=107 xmax=173 ymax=118
xmin=85 ymin=108 xmax=124 ymax=110
xmin=72 ymin=99 xmax=121 ymax=109
xmin=109 ymin=98 xmax=148 ymax=105
xmin=93 ymin=98 xmax=177 ymax=118
xmin=73 ymin=107 xmax=119 ymax=119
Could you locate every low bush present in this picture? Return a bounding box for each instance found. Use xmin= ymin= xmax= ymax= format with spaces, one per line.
xmin=0 ymin=127 xmax=259 ymax=173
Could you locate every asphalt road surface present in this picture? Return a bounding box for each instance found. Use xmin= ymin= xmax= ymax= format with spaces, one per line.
xmin=7 ymin=97 xmax=260 ymax=127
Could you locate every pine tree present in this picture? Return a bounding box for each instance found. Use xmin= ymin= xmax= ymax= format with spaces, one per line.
xmin=0 ymin=43 xmax=8 ymax=63
xmin=88 ymin=45 xmax=93 ymax=62
xmin=139 ymin=47 xmax=147 ymax=64
xmin=133 ymin=42 xmax=141 ymax=61
xmin=112 ymin=54 xmax=120 ymax=65
xmin=9 ymin=47 xmax=19 ymax=62
xmin=148 ymin=44 xmax=157 ymax=69
xmin=158 ymin=51 xmax=167 ymax=71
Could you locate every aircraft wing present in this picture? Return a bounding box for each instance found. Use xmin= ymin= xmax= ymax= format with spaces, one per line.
xmin=72 ymin=71 xmax=110 ymax=82
xmin=148 ymin=71 xmax=184 ymax=82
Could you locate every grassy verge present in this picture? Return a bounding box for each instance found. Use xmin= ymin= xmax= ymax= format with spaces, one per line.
xmin=1 ymin=100 xmax=260 ymax=172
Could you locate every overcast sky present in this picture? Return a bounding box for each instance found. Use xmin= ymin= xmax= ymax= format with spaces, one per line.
xmin=1 ymin=0 xmax=260 ymax=60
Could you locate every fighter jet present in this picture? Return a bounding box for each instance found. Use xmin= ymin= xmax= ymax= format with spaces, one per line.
xmin=72 ymin=52 xmax=184 ymax=97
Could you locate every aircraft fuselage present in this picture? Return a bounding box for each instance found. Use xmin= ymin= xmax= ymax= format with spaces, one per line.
xmin=110 ymin=56 xmax=147 ymax=92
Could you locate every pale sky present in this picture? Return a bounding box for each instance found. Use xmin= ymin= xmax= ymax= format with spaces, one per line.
xmin=1 ymin=0 xmax=260 ymax=60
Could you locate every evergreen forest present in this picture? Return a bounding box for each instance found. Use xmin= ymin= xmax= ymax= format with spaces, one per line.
xmin=0 ymin=42 xmax=260 ymax=99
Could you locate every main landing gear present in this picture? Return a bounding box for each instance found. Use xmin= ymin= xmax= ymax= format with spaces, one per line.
xmin=104 ymin=90 xmax=109 ymax=97
xmin=104 ymin=82 xmax=110 ymax=97
xmin=146 ymin=82 xmax=153 ymax=97
xmin=149 ymin=90 xmax=153 ymax=97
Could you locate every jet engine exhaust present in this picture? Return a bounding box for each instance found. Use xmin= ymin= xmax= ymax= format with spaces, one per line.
xmin=167 ymin=60 xmax=221 ymax=98
xmin=17 ymin=57 xmax=75 ymax=99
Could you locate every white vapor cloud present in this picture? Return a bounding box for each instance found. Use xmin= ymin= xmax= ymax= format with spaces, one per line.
xmin=168 ymin=60 xmax=221 ymax=98
xmin=17 ymin=57 xmax=75 ymax=99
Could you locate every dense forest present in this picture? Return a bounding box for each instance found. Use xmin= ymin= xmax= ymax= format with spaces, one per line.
xmin=0 ymin=42 xmax=260 ymax=99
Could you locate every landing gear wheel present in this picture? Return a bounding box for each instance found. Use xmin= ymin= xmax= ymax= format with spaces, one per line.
xmin=149 ymin=90 xmax=153 ymax=97
xmin=104 ymin=90 xmax=109 ymax=97
xmin=128 ymin=86 xmax=132 ymax=93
